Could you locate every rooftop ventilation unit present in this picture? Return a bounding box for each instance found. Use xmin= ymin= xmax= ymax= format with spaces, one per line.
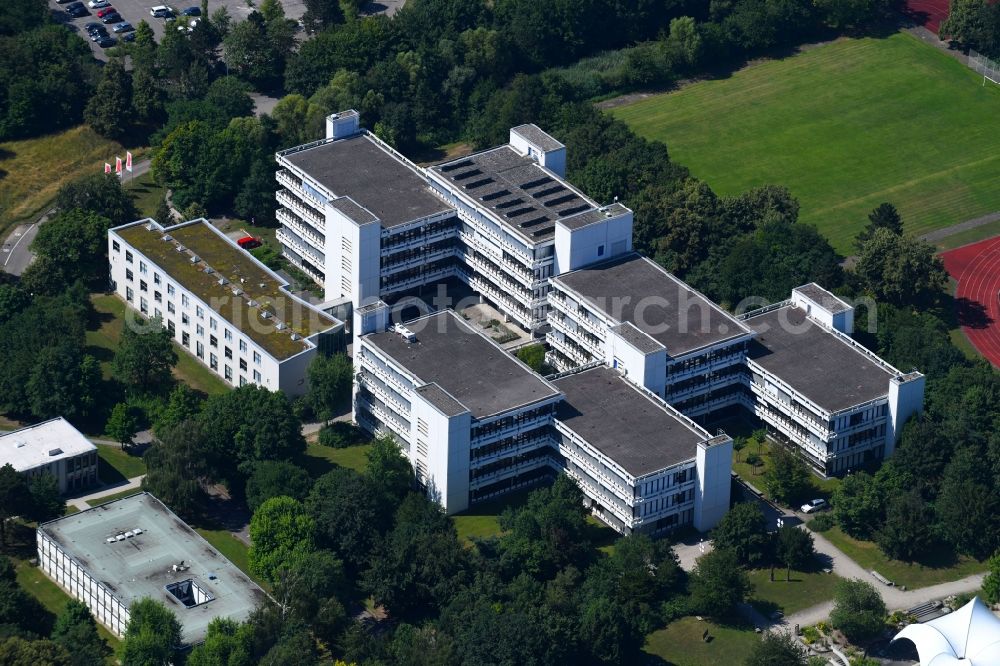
xmin=394 ymin=324 xmax=416 ymax=343
xmin=124 ymin=530 xmax=134 ymax=538
xmin=290 ymin=333 xmax=300 ymax=341
xmin=145 ymin=223 xmax=155 ymax=231
xmin=162 ymin=235 xmax=173 ymax=241
xmin=175 ymin=245 xmax=186 ymax=252
xmin=48 ymin=448 xmax=63 ymax=457
xmin=231 ymin=287 xmax=243 ymax=296
xmin=276 ymin=322 xmax=286 ymax=330
xmin=203 ymin=266 xmax=214 ymax=274
xmin=133 ymin=527 xmax=143 ymax=535
xmin=15 ymin=442 xmax=25 ymax=448
xmin=248 ymin=299 xmax=258 ymax=307
xmin=189 ymin=255 xmax=200 ymax=264
xmin=259 ymin=282 xmax=266 ymax=289
xmin=218 ymin=277 xmax=229 ymax=286
xmin=260 ymin=311 xmax=272 ymax=319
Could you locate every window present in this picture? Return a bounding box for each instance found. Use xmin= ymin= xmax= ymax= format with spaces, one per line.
xmin=224 ymin=347 xmax=232 ymax=359
xmin=167 ymin=302 xmax=175 ymax=314
xmin=125 ymin=250 xmax=133 ymax=263
xmin=210 ymin=335 xmax=218 ymax=348
xmin=167 ymin=320 xmax=175 ymax=334
xmin=196 ymin=341 xmax=204 ymax=359
xmin=139 ymin=261 xmax=147 ymax=274
xmin=112 ymin=240 xmax=120 ymax=252
xmin=182 ymin=332 xmax=190 ymax=347
xmin=597 ymin=244 xmax=605 ymax=257
xmin=125 ymin=268 xmax=133 ymax=281
xmin=239 ymin=358 xmax=247 ymax=371
xmin=196 ymin=324 xmax=204 ymax=337
xmin=196 ymin=305 xmax=204 ymax=319
xmin=140 ymin=297 xmax=148 ymax=314
xmin=154 ymin=273 xmax=161 ymax=285
xmin=239 ymin=376 xmax=247 ymax=387
xmin=239 ymin=340 xmax=247 ymax=353
xmin=182 ymin=313 xmax=190 ymax=325
xmin=224 ymin=329 xmax=232 ymax=341
xmin=154 ymin=291 xmax=162 ymax=302
xmin=181 ymin=294 xmax=189 ymax=307
xmin=139 ymin=280 xmax=148 ymax=292
xmin=253 ymin=351 xmax=261 ymax=365
xmin=210 ymin=318 xmax=217 ymax=331
xmin=224 ymin=366 xmax=232 ymax=381
xmin=167 ymin=284 xmax=175 ymax=296
xmin=209 ymin=353 xmax=218 ymax=370
xmin=126 ymin=287 xmax=134 ymax=302
xmin=154 ymin=308 xmax=161 ymax=319
xmin=253 ymin=370 xmax=261 ymax=383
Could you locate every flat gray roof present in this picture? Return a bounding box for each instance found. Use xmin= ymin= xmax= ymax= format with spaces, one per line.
xmin=429 ymin=146 xmax=599 ymax=243
xmin=553 ymin=367 xmax=708 ymax=477
xmin=282 ymin=134 xmax=453 ymax=228
xmin=795 ymin=283 xmax=851 ymax=314
xmin=1 ymin=417 xmax=95 ymax=472
xmin=552 ymin=253 xmax=752 ymax=358
xmin=364 ymin=311 xmax=560 ymax=419
xmin=511 ymin=124 xmax=564 ymax=152
xmin=39 ymin=493 xmax=268 ymax=645
xmin=558 ymin=202 xmax=630 ymax=230
xmin=745 ymin=305 xmax=894 ymax=412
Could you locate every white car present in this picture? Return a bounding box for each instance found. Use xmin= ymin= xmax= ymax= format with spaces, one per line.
xmin=801 ymin=498 xmax=828 ymax=514
xmin=150 ymin=5 xmax=171 ymax=17
xmin=88 ymin=0 xmax=110 ymax=7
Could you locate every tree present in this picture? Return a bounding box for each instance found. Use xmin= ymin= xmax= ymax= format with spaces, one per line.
xmin=365 ymin=435 xmax=414 ymax=518
xmin=55 ymin=173 xmax=138 ymax=227
xmin=155 ymin=384 xmax=203 ymax=433
xmin=142 ymin=420 xmax=208 ymax=516
xmin=829 ymin=579 xmax=886 ymax=643
xmin=745 ymin=630 xmax=808 ymax=666
xmin=941 ymin=0 xmax=1000 ymax=55
xmin=981 ymin=550 xmax=1000 ymax=605
xmin=119 ymin=598 xmax=181 ymax=666
xmin=84 ymin=58 xmax=132 ymax=140
xmin=131 ymin=67 xmax=165 ymax=124
xmin=0 ymin=464 xmax=27 ymax=548
xmin=106 ymin=402 xmax=140 ymax=448
xmin=762 ymin=446 xmax=812 ymax=506
xmin=775 ymin=525 xmax=814 ymax=579
xmin=936 ymin=446 xmax=1000 ymax=558
xmin=245 ymin=461 xmax=312 ymax=513
xmin=204 ymin=76 xmax=255 ymax=120
xmin=223 ymin=12 xmax=282 ymax=89
xmin=733 ymin=436 xmax=747 ymax=462
xmin=664 ymin=16 xmax=703 ymax=69
xmin=233 ymin=159 xmax=277 ymax=225
xmin=0 ymin=637 xmax=71 ymax=665
xmin=30 ymin=209 xmax=112 ymax=290
xmin=113 ymin=317 xmax=177 ymax=394
xmin=855 ymin=202 xmax=903 ymax=250
xmin=832 ymin=471 xmax=884 ymax=539
xmin=186 ymin=617 xmax=253 ymax=666
xmin=271 ymin=550 xmax=348 ymax=643
xmin=855 ymin=228 xmax=948 ymax=307
xmin=712 ymin=502 xmax=772 ymax=567
xmin=306 ymin=353 xmax=353 ymax=421
xmin=305 ymin=468 xmax=379 ymax=572
xmin=25 ymin=473 xmax=64 ymax=524
xmin=302 ymin=0 xmax=344 ymax=33
xmin=688 ymin=548 xmax=752 ymax=619
xmin=875 ymin=489 xmax=936 ymax=561
xmin=51 ymin=599 xmax=112 ymax=666
xmin=248 ymin=496 xmax=315 ymax=585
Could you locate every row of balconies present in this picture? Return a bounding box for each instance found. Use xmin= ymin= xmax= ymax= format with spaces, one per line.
xmin=750 ymin=382 xmax=836 ymax=441
xmin=356 ymin=394 xmax=412 ymax=437
xmin=666 ymin=371 xmax=745 ymax=402
xmin=276 ymin=170 xmax=326 ymax=211
xmin=358 ymin=371 xmax=411 ymax=415
xmin=470 ymin=434 xmax=553 ymax=468
xmin=360 ymin=353 xmax=415 ymax=397
xmin=382 ymin=224 xmax=459 ymax=254
xmin=276 ymin=189 xmax=326 ymax=231
xmin=429 ymin=186 xmax=535 ymax=264
xmin=666 ymin=349 xmax=748 ymax=382
xmin=558 ymin=440 xmax=635 ymax=501
xmin=463 ymin=253 xmax=533 ymax=306
xmin=277 ymin=228 xmax=324 ymax=268
xmin=468 ymin=456 xmax=555 ymax=491
xmin=548 ymin=316 xmax=603 ymax=360
xmin=276 ymin=209 xmax=325 ymax=251
xmin=464 ymin=273 xmax=532 ymax=328
xmin=381 ymin=264 xmax=458 ymax=294
xmin=470 ymin=414 xmax=551 ymax=446
xmin=546 ymin=332 xmax=590 ymax=366
xmin=458 ymin=230 xmax=535 ymax=288
xmin=381 ymin=245 xmax=459 ymax=276
xmin=562 ymin=469 xmax=636 ymax=527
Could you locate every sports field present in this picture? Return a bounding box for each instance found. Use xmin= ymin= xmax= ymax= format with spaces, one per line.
xmin=610 ymin=33 xmax=1000 ymax=255
xmin=941 ymin=235 xmax=1000 ymax=368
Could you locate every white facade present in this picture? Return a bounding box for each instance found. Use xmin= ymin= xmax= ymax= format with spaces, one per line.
xmin=108 ymin=219 xmax=344 ymax=397
xmin=0 ymin=418 xmax=97 ymax=494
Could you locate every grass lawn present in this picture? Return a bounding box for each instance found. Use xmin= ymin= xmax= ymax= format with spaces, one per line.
xmin=300 ymin=442 xmax=372 ymax=476
xmin=86 ymin=488 xmax=143 ymax=507
xmin=127 ymin=171 xmax=168 ymax=218
xmin=934 ymin=220 xmax=1000 ymax=252
xmin=748 ymin=567 xmax=841 ymax=617
xmin=13 ymin=556 xmax=120 ymax=654
xmin=643 ymin=616 xmax=760 ymax=665
xmin=610 ymin=33 xmax=1000 ymax=255
xmin=87 ymin=293 xmax=229 ymax=396
xmin=733 ymin=438 xmax=840 ymax=503
xmin=821 ymin=525 xmax=985 ymax=589
xmin=0 ymin=126 xmax=136 ymax=238
xmin=193 ymin=528 xmax=267 ymax=588
xmin=97 ymin=445 xmax=147 ymax=482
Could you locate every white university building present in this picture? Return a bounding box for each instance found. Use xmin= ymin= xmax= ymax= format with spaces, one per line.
xmin=0 ymin=417 xmax=98 ymax=494
xmin=108 ymin=219 xmax=345 ymax=396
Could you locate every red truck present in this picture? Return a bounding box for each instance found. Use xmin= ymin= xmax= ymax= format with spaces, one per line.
xmin=237 ymin=236 xmax=262 ymax=250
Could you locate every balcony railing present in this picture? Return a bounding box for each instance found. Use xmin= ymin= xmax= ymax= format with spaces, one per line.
xmin=276 ymin=190 xmax=326 ymax=231
xmin=276 ymin=209 xmax=324 ymax=251
xmin=276 ymin=228 xmax=324 ymax=268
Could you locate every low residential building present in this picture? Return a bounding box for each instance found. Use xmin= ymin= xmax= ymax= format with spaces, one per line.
xmin=108 ymin=219 xmax=345 ymax=396
xmin=276 ymin=111 xmax=634 ymax=336
xmin=0 ymin=417 xmax=97 ymax=494
xmin=37 ymin=492 xmax=269 ymax=645
xmin=354 ymin=310 xmax=732 ymax=534
xmin=739 ymin=284 xmax=925 ymax=475
xmin=547 ymin=253 xmax=754 ymax=419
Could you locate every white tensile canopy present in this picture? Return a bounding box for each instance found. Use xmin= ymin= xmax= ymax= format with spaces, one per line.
xmin=892 ymin=596 xmax=1000 ymax=665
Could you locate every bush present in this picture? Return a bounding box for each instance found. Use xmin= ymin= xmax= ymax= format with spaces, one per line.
xmin=830 ymin=579 xmax=886 ymax=643
xmin=808 ymin=513 xmax=835 ymax=532
xmin=318 ymin=422 xmax=365 ymax=449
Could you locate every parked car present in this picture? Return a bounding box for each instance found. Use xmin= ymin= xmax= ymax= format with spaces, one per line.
xmin=56 ymin=0 xmax=76 ymax=5
xmin=96 ymin=7 xmax=116 ymax=17
xmin=150 ymin=5 xmax=172 ymax=17
xmin=113 ymin=22 xmax=134 ymax=33
xmin=801 ymin=498 xmax=828 ymax=514
xmin=84 ymin=21 xmax=104 ymax=33
xmin=122 ymin=31 xmax=136 ymax=42
xmin=181 ymin=5 xmax=200 ymax=15
xmin=101 ymin=12 xmax=122 ymax=23
xmin=96 ymin=35 xmax=116 ymax=47
xmin=237 ymin=236 xmax=262 ymax=250
xmin=88 ymin=0 xmax=110 ymax=7
xmin=65 ymin=3 xmax=88 ymax=16
xmin=90 ymin=27 xmax=110 ymax=41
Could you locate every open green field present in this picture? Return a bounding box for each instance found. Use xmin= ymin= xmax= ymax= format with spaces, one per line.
xmin=610 ymin=33 xmax=1000 ymax=255
xmin=300 ymin=442 xmax=373 ymax=476
xmin=97 ymin=445 xmax=147 ymax=482
xmin=748 ymin=567 xmax=841 ymax=617
xmin=643 ymin=616 xmax=759 ymax=665
xmin=732 ymin=437 xmax=840 ymax=504
xmin=820 ymin=525 xmax=985 ymax=589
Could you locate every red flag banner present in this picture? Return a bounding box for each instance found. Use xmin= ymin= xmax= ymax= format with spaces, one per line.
xmin=126 ymin=151 xmax=133 ymax=172
xmin=115 ymin=157 xmax=123 ymax=175
xmin=105 ymin=163 xmax=112 ymax=174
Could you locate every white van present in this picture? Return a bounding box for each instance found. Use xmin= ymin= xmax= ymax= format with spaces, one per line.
xmin=150 ymin=5 xmax=171 ymax=17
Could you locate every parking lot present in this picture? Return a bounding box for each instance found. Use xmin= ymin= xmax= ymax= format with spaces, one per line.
xmin=48 ymin=0 xmax=306 ymax=62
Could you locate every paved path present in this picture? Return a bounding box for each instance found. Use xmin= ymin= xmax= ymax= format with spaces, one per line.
xmin=67 ymin=474 xmax=145 ymax=511
xmin=920 ymin=211 xmax=1000 ymax=244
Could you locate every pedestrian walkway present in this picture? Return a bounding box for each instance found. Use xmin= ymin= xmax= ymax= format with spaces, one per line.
xmin=67 ymin=474 xmax=145 ymax=511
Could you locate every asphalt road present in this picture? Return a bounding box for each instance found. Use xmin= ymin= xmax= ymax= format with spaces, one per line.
xmin=1 ymin=159 xmax=151 ymax=277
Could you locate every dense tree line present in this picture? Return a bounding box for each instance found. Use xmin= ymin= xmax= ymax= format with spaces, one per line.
xmin=941 ymin=0 xmax=1000 ymax=57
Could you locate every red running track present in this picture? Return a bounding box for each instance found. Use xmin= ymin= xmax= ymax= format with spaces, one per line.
xmin=907 ymin=0 xmax=950 ymax=33
xmin=941 ymin=235 xmax=1000 ymax=368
